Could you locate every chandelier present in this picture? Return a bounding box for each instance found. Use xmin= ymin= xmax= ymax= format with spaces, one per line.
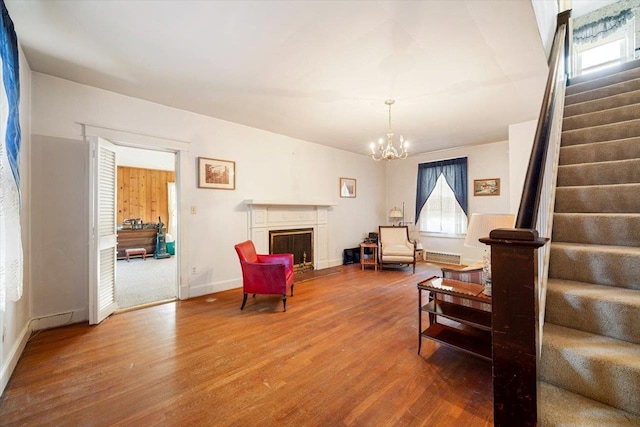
xmin=370 ymin=99 xmax=409 ymax=161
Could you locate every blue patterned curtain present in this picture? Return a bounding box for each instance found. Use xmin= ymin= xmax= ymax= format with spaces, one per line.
xmin=0 ymin=0 xmax=22 ymax=311
xmin=415 ymin=157 xmax=467 ymax=223
xmin=574 ymin=9 xmax=634 ymax=45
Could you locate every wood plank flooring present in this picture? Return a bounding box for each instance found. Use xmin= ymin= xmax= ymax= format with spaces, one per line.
xmin=0 ymin=263 xmax=493 ymax=426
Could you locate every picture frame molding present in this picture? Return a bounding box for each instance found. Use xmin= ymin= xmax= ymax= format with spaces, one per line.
xmin=198 ymin=157 xmax=236 ymax=190
xmin=473 ymin=178 xmax=500 ymax=196
xmin=339 ymin=177 xmax=357 ymax=198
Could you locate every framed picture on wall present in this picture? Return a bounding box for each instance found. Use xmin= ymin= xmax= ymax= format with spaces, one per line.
xmin=339 ymin=177 xmax=356 ymax=198
xmin=474 ymin=178 xmax=500 ymax=196
xmin=198 ymin=157 xmax=235 ymax=190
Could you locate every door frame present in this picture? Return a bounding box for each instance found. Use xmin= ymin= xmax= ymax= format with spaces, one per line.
xmin=84 ymin=124 xmax=190 ymax=314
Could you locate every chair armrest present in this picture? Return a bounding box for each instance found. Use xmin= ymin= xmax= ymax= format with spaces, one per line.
xmin=257 ymin=253 xmax=294 ymax=272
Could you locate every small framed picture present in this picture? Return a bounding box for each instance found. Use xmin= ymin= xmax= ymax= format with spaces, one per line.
xmin=198 ymin=157 xmax=235 ymax=190
xmin=474 ymin=178 xmax=500 ymax=196
xmin=340 ymin=177 xmax=356 ymax=198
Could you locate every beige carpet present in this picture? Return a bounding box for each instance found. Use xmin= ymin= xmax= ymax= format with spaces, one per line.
xmin=116 ymin=256 xmax=177 ymax=309
xmin=539 ymin=59 xmax=640 ymax=424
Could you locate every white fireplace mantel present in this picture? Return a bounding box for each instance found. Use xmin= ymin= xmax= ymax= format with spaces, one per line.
xmin=244 ymin=200 xmax=334 ymax=270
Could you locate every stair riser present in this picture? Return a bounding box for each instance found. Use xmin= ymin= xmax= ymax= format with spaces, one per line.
xmin=561 ymin=119 xmax=640 ymax=146
xmin=545 ymin=285 xmax=640 ymax=344
xmin=567 ymin=66 xmax=640 ymax=95
xmin=552 ymin=214 xmax=640 ymax=247
xmin=540 ymin=342 xmax=640 ymax=415
xmin=555 ymin=184 xmax=640 ymax=213
xmin=564 ymin=90 xmax=640 ymax=117
xmin=562 ymin=103 xmax=640 ymax=131
xmin=565 ymin=79 xmax=640 ymax=105
xmin=559 ymin=138 xmax=640 ymax=165
xmin=549 ymin=245 xmax=640 ymax=290
xmin=557 ymin=159 xmax=640 ymax=186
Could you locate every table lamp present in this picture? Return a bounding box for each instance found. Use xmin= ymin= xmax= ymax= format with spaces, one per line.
xmin=389 ymin=206 xmax=403 ymax=226
xmin=464 ymin=213 xmax=515 ymax=296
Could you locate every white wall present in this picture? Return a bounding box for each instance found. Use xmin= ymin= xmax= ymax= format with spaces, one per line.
xmin=508 ymin=120 xmax=538 ymax=213
xmin=115 ymin=145 xmax=175 ymax=171
xmin=385 ymin=141 xmax=511 ymax=265
xmin=30 ymin=72 xmax=386 ymax=321
xmin=531 ymin=0 xmax=559 ymax=58
xmin=1 ymin=47 xmax=31 ymax=397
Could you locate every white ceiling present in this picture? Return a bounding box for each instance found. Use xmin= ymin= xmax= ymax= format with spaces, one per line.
xmin=7 ymin=0 xmax=550 ymax=156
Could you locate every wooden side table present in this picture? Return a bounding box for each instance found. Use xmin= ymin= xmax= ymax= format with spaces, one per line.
xmin=360 ymin=243 xmax=378 ymax=271
xmin=418 ymin=276 xmax=492 ymax=360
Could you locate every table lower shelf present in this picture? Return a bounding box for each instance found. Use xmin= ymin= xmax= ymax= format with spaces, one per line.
xmin=420 ymin=323 xmax=492 ymax=361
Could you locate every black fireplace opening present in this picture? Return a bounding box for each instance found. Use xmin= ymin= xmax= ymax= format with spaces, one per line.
xmin=269 ymin=228 xmax=314 ymax=274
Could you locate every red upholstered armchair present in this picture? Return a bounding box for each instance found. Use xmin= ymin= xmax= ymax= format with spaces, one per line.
xmin=234 ymin=240 xmax=295 ymax=312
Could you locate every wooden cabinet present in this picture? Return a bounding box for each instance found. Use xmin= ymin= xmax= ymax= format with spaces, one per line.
xmin=418 ymin=277 xmax=492 ymax=361
xmin=117 ymin=229 xmax=157 ymax=259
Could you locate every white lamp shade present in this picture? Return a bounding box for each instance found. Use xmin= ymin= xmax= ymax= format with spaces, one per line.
xmin=464 ymin=213 xmax=515 ymax=248
xmin=389 ymin=207 xmax=403 ymax=218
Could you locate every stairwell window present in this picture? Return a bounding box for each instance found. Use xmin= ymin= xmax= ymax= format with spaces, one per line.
xmin=415 ymin=158 xmax=468 ymax=236
xmin=574 ymin=9 xmax=635 ymax=76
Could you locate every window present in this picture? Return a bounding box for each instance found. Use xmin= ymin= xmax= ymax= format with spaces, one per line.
xmin=574 ymin=11 xmax=635 ymax=77
xmin=415 ymin=157 xmax=467 ymax=237
xmin=420 ymin=174 xmax=468 ymax=235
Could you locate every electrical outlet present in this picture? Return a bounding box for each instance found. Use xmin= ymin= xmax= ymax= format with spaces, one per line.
xmin=190 ymin=205 xmax=197 ymax=214
xmin=191 ymin=266 xmax=197 ymax=275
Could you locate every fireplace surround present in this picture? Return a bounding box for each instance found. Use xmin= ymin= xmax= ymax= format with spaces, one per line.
xmin=244 ymin=200 xmax=335 ymax=271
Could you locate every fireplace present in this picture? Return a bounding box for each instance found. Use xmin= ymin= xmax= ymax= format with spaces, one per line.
xmin=270 ymin=228 xmax=314 ymax=274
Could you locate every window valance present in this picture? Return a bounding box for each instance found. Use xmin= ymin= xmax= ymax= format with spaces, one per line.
xmin=574 ymin=9 xmax=634 ymax=45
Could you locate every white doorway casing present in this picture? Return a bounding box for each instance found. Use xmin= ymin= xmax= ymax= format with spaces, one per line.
xmin=244 ymin=200 xmax=336 ymax=270
xmin=84 ymin=124 xmax=190 ymax=316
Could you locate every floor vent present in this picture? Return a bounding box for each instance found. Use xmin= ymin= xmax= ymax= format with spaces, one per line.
xmin=424 ymin=251 xmax=462 ymax=265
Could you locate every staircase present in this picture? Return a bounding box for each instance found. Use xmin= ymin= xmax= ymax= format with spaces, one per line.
xmin=539 ymin=60 xmax=640 ymax=425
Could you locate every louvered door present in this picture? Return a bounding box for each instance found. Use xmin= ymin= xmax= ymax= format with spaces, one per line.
xmin=89 ymin=137 xmax=118 ymax=324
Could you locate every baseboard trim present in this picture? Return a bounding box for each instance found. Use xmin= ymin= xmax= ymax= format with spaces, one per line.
xmin=30 ymin=309 xmax=88 ymax=331
xmin=0 ymin=320 xmax=31 ymax=397
xmin=188 ymin=278 xmax=242 ymax=298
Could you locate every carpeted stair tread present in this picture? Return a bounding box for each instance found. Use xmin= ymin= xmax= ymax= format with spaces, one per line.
xmin=559 ymin=137 xmax=640 ymax=165
xmin=561 ymin=118 xmax=640 ymax=146
xmin=545 ymin=279 xmax=640 ymax=344
xmin=549 ymin=242 xmax=640 ymax=290
xmin=566 ymin=65 xmax=640 ymax=96
xmin=555 ymin=183 xmax=640 ymax=213
xmin=540 ymin=323 xmax=640 ymax=415
xmin=539 ymin=381 xmax=640 ymax=426
xmin=564 ymin=89 xmax=640 ymax=117
xmin=552 ymin=213 xmax=640 ymax=247
xmin=557 ymin=158 xmax=640 ymax=186
xmin=565 ymin=78 xmax=640 ymax=105
xmin=563 ymin=103 xmax=640 ymax=131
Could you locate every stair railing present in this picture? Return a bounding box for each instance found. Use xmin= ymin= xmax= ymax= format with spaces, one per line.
xmin=480 ymin=10 xmax=571 ymax=426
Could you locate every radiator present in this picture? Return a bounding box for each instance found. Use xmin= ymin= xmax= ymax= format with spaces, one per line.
xmin=424 ymin=251 xmax=462 ymax=265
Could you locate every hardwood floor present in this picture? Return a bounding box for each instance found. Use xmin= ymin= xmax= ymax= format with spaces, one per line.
xmin=0 ymin=263 xmax=493 ymax=426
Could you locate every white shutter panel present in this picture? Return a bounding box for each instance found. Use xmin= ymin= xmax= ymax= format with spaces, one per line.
xmin=89 ymin=137 xmax=118 ymax=324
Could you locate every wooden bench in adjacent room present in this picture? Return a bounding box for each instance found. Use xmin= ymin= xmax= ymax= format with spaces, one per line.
xmin=125 ymin=247 xmax=147 ymax=262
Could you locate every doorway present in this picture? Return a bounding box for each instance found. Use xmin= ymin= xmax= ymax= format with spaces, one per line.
xmin=87 ymin=125 xmax=189 ymax=324
xmin=113 ymin=145 xmax=177 ymax=310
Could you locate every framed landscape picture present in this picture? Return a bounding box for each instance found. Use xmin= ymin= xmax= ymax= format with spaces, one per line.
xmin=198 ymin=157 xmax=235 ymax=190
xmin=340 ymin=177 xmax=356 ymax=198
xmin=474 ymin=178 xmax=500 ymax=196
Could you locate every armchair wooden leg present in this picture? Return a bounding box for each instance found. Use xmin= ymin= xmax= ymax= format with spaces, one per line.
xmin=282 ymin=294 xmax=287 ymax=312
xmin=291 ymin=284 xmax=294 ymax=297
xmin=413 ymin=262 xmax=416 ymax=274
xmin=241 ymin=293 xmax=248 ymax=310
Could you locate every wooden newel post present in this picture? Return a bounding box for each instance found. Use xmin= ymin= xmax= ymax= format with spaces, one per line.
xmin=480 ymin=228 xmax=548 ymax=426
